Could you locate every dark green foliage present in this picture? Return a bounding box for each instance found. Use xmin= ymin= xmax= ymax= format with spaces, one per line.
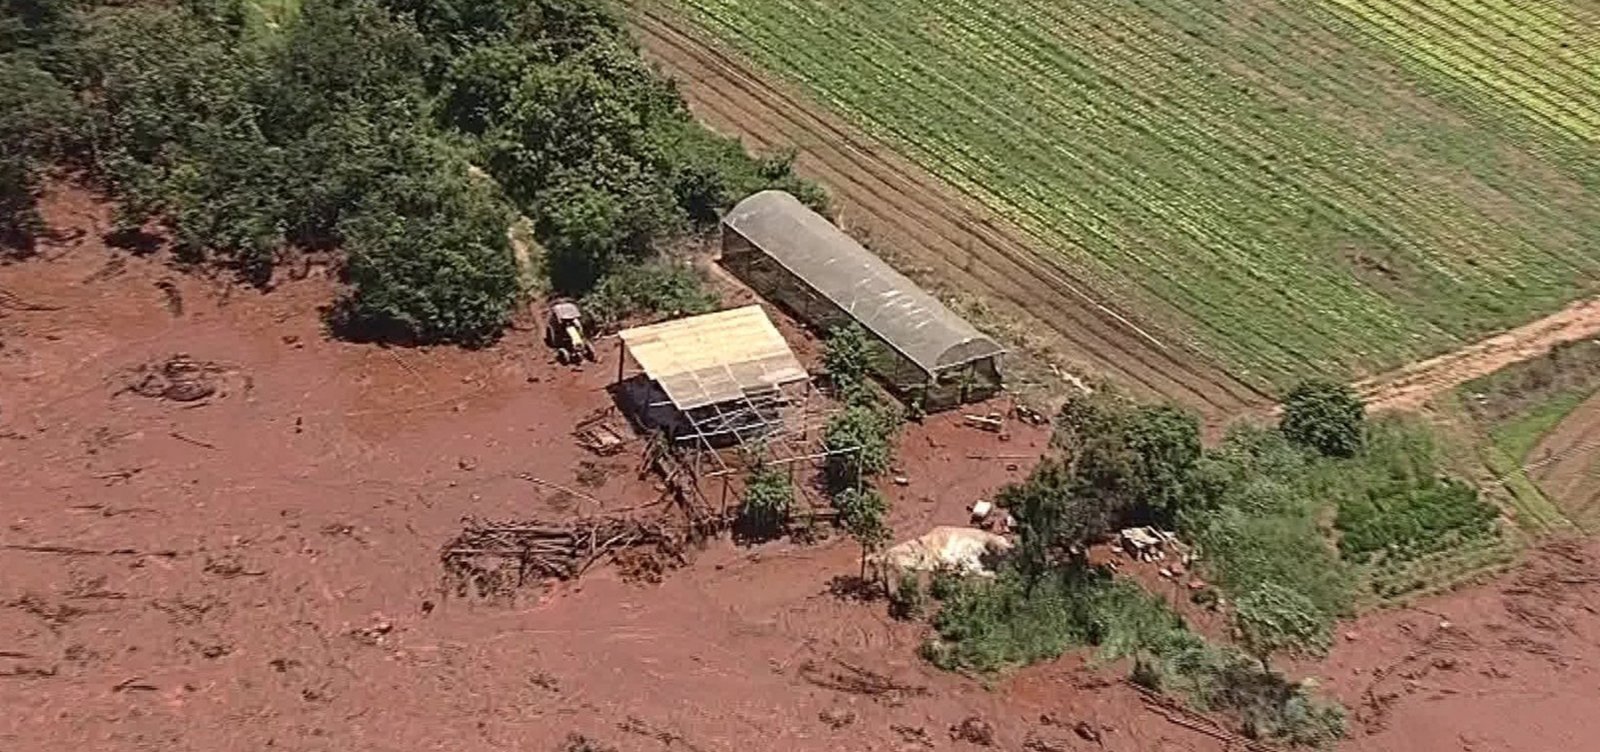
xmin=1334 ymin=477 xmax=1497 ymax=564
xmin=736 ymin=461 xmax=793 ymax=541
xmin=823 ymin=404 xmax=897 ymax=492
xmin=12 ymin=0 xmax=822 ymax=341
xmin=336 ymin=146 xmax=518 ymax=345
xmin=1002 ymin=393 xmax=1203 ymax=578
xmin=579 ymin=259 xmax=715 ymax=330
xmin=832 ymin=485 xmax=889 ymax=558
xmin=823 ymin=323 xmax=873 ymax=391
xmin=1281 ymin=379 xmax=1366 ymax=458
xmin=1183 ymin=427 xmax=1352 ymax=627
xmin=1052 ymin=393 xmax=1204 ymax=525
xmin=923 ymin=568 xmax=1181 ymax=672
xmin=0 ymin=52 xmax=78 ymax=252
xmin=890 ymin=572 xmax=924 ymax=620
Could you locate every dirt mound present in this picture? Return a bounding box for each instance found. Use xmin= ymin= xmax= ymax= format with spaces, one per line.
xmin=120 ymin=353 xmax=229 ymax=402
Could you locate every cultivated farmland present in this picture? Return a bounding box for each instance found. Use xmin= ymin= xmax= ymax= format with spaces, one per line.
xmin=660 ymin=0 xmax=1600 ymax=387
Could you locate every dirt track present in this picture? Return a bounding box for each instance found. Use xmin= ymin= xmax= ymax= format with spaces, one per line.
xmin=1358 ymin=295 xmax=1600 ymax=413
xmin=629 ymin=5 xmax=1267 ymax=419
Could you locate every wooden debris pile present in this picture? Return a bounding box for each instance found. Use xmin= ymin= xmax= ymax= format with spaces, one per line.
xmin=441 ymin=515 xmax=686 ymax=598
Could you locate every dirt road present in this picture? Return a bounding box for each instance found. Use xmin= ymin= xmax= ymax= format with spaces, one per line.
xmin=629 ymin=5 xmax=1268 ymax=419
xmin=1358 ymin=295 xmax=1600 ymax=412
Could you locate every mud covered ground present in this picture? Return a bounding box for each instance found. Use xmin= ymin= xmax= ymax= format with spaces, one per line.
xmin=5 ymin=185 xmax=1600 ymax=752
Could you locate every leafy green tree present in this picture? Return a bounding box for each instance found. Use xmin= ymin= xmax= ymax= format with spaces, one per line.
xmin=834 ymin=486 xmax=890 ymax=576
xmin=336 ymin=144 xmax=518 ymax=344
xmin=823 ymin=323 xmax=874 ymax=395
xmin=737 ymin=461 xmax=793 ymax=541
xmin=823 ymin=404 xmax=897 ymax=492
xmin=1280 ymin=379 xmax=1366 ymax=458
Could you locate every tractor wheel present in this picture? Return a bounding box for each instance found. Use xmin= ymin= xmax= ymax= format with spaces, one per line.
xmin=556 ymin=348 xmax=571 ymax=365
xmin=582 ymin=344 xmax=597 ymax=362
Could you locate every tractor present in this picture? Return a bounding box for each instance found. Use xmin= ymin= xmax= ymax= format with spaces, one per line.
xmin=544 ymin=298 xmax=596 ymax=365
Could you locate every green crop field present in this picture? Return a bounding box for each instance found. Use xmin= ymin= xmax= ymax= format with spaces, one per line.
xmin=664 ymin=0 xmax=1600 ymax=387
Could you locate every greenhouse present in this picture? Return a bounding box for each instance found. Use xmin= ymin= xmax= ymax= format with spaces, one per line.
xmin=721 ymin=190 xmax=1004 ymax=409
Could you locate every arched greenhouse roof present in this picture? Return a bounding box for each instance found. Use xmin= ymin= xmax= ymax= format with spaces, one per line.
xmin=723 ymin=191 xmax=1005 ymax=375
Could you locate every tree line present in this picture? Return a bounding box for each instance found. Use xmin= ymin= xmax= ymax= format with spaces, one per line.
xmin=0 ymin=0 xmax=823 ymax=342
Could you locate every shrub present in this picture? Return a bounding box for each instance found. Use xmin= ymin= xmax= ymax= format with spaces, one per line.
xmin=823 ymin=403 xmax=897 ymax=492
xmin=336 ymin=147 xmax=519 ymax=344
xmin=737 ymin=461 xmax=793 ymax=541
xmin=823 ymin=323 xmax=874 ymax=394
xmin=1280 ymin=379 xmax=1366 ymax=458
xmin=890 ymin=572 xmax=924 ymax=620
xmin=580 ymin=258 xmax=715 ymax=330
xmin=1334 ymin=477 xmax=1498 ymax=564
xmin=833 ymin=485 xmax=890 ymax=576
xmin=1234 ymin=581 xmax=1332 ymax=661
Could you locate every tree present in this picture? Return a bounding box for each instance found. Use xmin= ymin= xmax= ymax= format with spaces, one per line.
xmin=822 ymin=323 xmax=874 ymax=396
xmin=1000 ymin=458 xmax=1123 ymax=581
xmin=1280 ymin=379 xmax=1365 ymax=458
xmin=737 ymin=461 xmax=793 ymax=541
xmin=834 ymin=486 xmax=890 ymax=577
xmin=336 ymin=144 xmax=519 ymax=344
xmin=823 ymin=404 xmax=896 ymax=493
xmin=1050 ymin=393 xmax=1203 ymax=526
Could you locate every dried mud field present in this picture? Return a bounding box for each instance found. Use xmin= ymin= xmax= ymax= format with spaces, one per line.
xmin=5 ymin=186 xmax=1600 ymax=752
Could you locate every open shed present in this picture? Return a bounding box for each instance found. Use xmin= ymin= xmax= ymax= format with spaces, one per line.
xmin=721 ymin=190 xmax=1004 ymax=408
xmin=615 ymin=306 xmax=813 ymax=468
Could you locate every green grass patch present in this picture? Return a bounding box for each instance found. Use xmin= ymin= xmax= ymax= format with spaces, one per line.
xmin=1489 ymin=391 xmax=1589 ymax=465
xmin=923 ymin=569 xmax=1345 ymax=747
xmin=1187 ymin=417 xmax=1504 ymax=612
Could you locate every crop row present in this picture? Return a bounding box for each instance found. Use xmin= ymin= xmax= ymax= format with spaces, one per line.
xmin=671 ymin=0 xmax=1600 ymax=384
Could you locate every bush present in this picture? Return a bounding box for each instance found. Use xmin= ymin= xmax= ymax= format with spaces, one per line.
xmin=890 ymin=572 xmax=924 ymax=620
xmin=580 ymin=258 xmax=715 ymax=330
xmin=0 ymin=52 xmax=80 ymax=253
xmin=924 ymin=567 xmax=1182 ymax=672
xmin=1334 ymin=477 xmax=1498 ymax=564
xmin=833 ymin=486 xmax=889 ymax=554
xmin=1281 ymin=379 xmax=1366 ymax=458
xmin=737 ymin=461 xmax=793 ymax=541
xmin=336 ymin=147 xmax=519 ymax=344
xmin=1234 ymin=581 xmax=1332 ymax=660
xmin=823 ymin=403 xmax=898 ymax=492
xmin=823 ymin=323 xmax=874 ymax=394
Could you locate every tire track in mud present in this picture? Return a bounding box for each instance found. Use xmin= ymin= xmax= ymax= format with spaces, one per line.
xmin=630 ymin=6 xmax=1267 ymax=416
